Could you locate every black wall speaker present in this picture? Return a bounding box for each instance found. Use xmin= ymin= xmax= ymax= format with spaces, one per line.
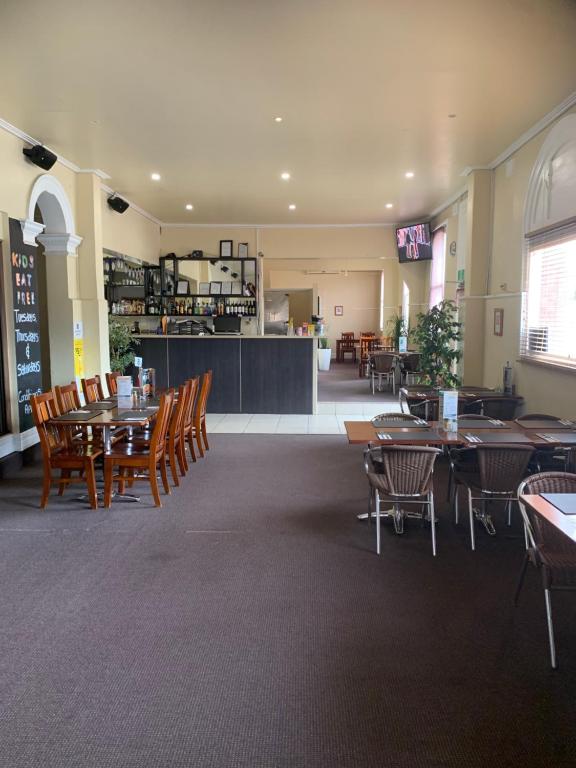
xmin=22 ymin=144 xmax=57 ymax=170
xmin=107 ymin=195 xmax=130 ymax=214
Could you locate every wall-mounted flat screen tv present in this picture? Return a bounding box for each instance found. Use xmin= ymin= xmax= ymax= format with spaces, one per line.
xmin=396 ymin=222 xmax=432 ymax=263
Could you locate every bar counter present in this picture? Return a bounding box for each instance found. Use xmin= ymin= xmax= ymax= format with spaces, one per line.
xmin=133 ymin=334 xmax=317 ymax=414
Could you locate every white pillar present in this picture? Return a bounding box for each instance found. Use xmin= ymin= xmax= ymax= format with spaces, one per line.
xmin=36 ymin=232 xmax=83 ymax=385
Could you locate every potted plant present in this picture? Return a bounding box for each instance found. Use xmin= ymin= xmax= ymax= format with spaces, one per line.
xmin=108 ymin=317 xmax=140 ymax=373
xmin=318 ymin=337 xmax=332 ymax=371
xmin=411 ymin=300 xmax=461 ymax=388
xmin=387 ymin=313 xmax=409 ymax=350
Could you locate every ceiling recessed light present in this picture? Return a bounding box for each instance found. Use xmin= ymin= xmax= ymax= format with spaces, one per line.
xmin=185 ymin=204 xmax=193 ymax=210
xmin=405 ymin=171 xmax=414 ymax=179
xmin=274 ymin=116 xmax=283 ymax=123
xmin=280 ymin=172 xmax=291 ymax=180
xmin=151 ymin=172 xmax=161 ymax=181
xmin=288 ymin=204 xmax=296 ymax=210
xmin=385 ymin=203 xmax=393 ymax=209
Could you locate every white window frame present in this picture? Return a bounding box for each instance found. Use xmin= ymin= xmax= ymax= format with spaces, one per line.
xmin=429 ymin=227 xmax=446 ymax=309
xmin=520 ymin=219 xmax=576 ymax=371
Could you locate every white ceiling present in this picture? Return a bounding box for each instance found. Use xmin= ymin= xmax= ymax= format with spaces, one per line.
xmin=1 ymin=0 xmax=576 ymax=225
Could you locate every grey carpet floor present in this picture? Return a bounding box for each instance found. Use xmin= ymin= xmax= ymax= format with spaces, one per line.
xmin=0 ymin=435 xmax=575 ymax=767
xmin=318 ymin=362 xmax=397 ymax=402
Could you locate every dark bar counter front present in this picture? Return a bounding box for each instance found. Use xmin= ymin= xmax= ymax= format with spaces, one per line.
xmin=135 ymin=335 xmax=316 ymax=414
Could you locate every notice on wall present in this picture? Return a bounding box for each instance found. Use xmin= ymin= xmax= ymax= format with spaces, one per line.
xmin=73 ymin=321 xmax=84 ymax=380
xmin=9 ymin=218 xmax=43 ymax=431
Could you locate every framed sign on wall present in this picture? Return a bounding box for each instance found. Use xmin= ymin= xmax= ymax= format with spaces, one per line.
xmin=494 ymin=308 xmax=504 ymax=336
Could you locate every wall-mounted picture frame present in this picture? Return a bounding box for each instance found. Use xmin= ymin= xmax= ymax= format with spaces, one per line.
xmin=199 ymin=282 xmax=210 ymax=296
xmin=238 ymin=242 xmax=248 ymax=258
xmin=494 ymin=307 xmax=504 ymax=336
xmin=334 ymin=305 xmax=343 ymax=316
xmin=220 ymin=240 xmax=233 ymax=258
xmin=176 ymin=280 xmax=189 ymax=295
xmin=231 ymin=283 xmax=243 ymax=295
xmin=210 ymin=281 xmax=222 ymax=295
xmin=221 ymin=281 xmax=232 ymax=295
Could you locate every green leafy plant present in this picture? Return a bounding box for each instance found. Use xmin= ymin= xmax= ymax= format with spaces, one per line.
xmin=108 ymin=317 xmax=140 ymax=373
xmin=387 ymin=313 xmax=409 ymax=349
xmin=412 ymin=300 xmax=461 ymax=388
xmin=319 ymin=337 xmax=330 ymax=349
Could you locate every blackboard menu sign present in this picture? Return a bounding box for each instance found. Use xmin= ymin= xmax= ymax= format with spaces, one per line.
xmin=9 ymin=218 xmax=43 ymax=431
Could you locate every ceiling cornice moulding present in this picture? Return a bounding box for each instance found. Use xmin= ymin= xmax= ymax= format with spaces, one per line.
xmin=161 ymin=222 xmax=394 ymax=229
xmin=0 ymin=115 xmax=111 ymax=179
xmin=100 ymin=184 xmax=162 ymax=226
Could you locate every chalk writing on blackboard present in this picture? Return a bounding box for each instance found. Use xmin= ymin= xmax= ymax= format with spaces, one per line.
xmin=9 ymin=218 xmax=43 ymax=431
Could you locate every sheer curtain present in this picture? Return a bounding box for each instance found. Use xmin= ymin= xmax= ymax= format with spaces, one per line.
xmin=429 ymin=227 xmax=446 ymax=308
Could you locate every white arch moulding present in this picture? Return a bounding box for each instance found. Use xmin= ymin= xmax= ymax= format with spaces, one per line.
xmin=22 ymin=173 xmax=78 ymax=246
xmin=524 ymin=113 xmax=576 ymax=234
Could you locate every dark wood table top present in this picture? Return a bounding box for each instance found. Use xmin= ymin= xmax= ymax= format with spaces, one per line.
xmin=520 ymin=494 xmax=576 ymax=545
xmin=51 ymin=406 xmax=157 ymax=429
xmin=344 ymin=420 xmax=576 ymax=448
xmin=400 ymin=387 xmax=522 ymax=402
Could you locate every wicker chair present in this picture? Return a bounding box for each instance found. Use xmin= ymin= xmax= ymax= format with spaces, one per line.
xmin=515 ymin=414 xmax=568 ymax=473
xmin=463 ymin=397 xmax=522 ymax=419
xmin=370 ymin=353 xmax=396 ymax=394
xmin=516 ymin=471 xmax=576 ymax=668
xmin=454 ymin=444 xmax=534 ymax=549
xmin=364 ymin=444 xmax=441 ymax=555
xmin=400 ymin=353 xmax=422 ymax=386
xmin=400 ymin=390 xmax=439 ymax=421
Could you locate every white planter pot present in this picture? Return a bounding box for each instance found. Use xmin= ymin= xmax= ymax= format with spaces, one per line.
xmin=318 ymin=348 xmax=332 ymax=371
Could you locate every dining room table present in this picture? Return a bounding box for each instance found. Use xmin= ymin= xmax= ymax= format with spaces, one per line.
xmin=49 ymin=399 xmax=161 ymax=504
xmin=519 ymin=494 xmax=576 ymax=545
xmin=344 ymin=419 xmax=576 ymax=449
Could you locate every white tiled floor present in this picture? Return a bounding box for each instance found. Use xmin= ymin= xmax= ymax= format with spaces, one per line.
xmin=207 ymin=400 xmax=402 ymax=434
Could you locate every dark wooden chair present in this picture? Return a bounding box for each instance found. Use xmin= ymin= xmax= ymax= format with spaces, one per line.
xmin=181 ymin=377 xmax=200 ymax=465
xmin=187 ymin=370 xmax=212 ymax=458
xmin=166 ymin=381 xmax=191 ymax=486
xmin=81 ymin=375 xmax=105 ymax=403
xmin=105 ymin=371 xmax=121 ymax=396
xmin=30 ymin=390 xmax=102 ymax=510
xmin=103 ymin=390 xmax=174 ymax=508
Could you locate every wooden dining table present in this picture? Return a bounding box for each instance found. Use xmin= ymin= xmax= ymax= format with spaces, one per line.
xmin=50 ymin=401 xmax=159 ymax=451
xmin=520 ymin=494 xmax=576 ymax=545
xmin=344 ymin=419 xmax=576 ymax=448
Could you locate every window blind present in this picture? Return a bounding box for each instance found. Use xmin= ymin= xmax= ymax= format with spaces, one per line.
xmin=521 ymin=221 xmax=576 ymax=368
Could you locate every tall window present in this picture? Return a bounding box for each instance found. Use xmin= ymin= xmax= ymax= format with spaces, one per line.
xmin=402 ymin=281 xmax=410 ymax=329
xmin=429 ymin=227 xmax=446 ymax=308
xmin=521 ymin=221 xmax=576 ymax=369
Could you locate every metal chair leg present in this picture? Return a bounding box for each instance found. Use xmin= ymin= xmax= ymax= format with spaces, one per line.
xmin=544 ymin=588 xmax=557 ymax=669
xmin=376 ymin=490 xmax=381 ymax=555
xmin=430 ymin=491 xmax=436 ymax=557
xmin=468 ymin=488 xmax=476 ymax=550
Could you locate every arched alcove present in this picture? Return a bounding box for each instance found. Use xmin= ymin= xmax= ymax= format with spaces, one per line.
xmin=24 ymin=174 xmax=82 ymax=386
xmin=524 ymin=113 xmax=576 ymax=233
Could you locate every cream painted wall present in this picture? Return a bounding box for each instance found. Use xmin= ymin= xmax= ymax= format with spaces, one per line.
xmin=482 ymin=110 xmax=576 ymax=413
xmin=266 ymin=266 xmax=381 ymax=348
xmin=259 ymin=226 xmax=394 ymax=261
xmin=0 ymin=129 xmax=77 ymax=223
xmin=161 ymin=227 xmax=258 ymax=259
xmin=101 ymin=192 xmax=161 ymax=264
xmin=159 ymin=225 xmax=428 ymax=345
